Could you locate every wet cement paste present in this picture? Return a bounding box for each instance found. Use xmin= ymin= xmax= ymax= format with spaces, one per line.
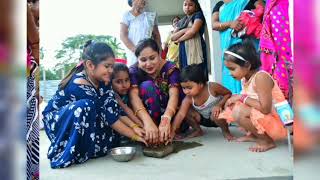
xmin=143 ymin=141 xmax=203 ymax=158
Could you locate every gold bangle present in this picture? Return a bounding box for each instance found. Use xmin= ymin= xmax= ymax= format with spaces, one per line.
xmin=131 ymin=124 xmax=139 ymax=129
xmin=134 ymin=107 xmax=145 ymax=116
xmin=131 ymin=134 xmax=139 ymax=141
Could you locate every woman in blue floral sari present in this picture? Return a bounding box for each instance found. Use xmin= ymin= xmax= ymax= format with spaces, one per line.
xmin=212 ymin=0 xmax=250 ymax=94
xmin=42 ymin=42 xmax=147 ymax=168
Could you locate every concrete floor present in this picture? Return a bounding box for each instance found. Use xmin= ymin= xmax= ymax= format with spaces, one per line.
xmin=40 ymin=127 xmax=293 ymax=180
xmin=294 ymin=147 xmax=320 ymax=180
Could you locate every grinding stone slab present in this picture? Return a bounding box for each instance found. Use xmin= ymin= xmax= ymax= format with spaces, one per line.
xmin=142 ymin=144 xmax=174 ymax=158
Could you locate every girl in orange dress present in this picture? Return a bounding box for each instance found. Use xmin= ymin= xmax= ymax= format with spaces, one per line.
xmin=219 ymin=40 xmax=287 ymax=152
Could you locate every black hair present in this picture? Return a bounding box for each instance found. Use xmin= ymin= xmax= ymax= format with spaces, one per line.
xmin=84 ymin=40 xmax=93 ymax=48
xmin=171 ymin=16 xmax=181 ymax=24
xmin=185 ymin=0 xmax=202 ymax=12
xmin=59 ymin=41 xmax=115 ymax=89
xmin=112 ymin=63 xmax=129 ymax=80
xmin=128 ymin=0 xmax=133 ymax=7
xmin=135 ymin=38 xmax=160 ymax=57
xmin=28 ymin=0 xmax=39 ymax=3
xmin=224 ymin=38 xmax=261 ymax=70
xmin=80 ymin=40 xmax=93 ymax=60
xmin=180 ymin=64 xmax=207 ymax=84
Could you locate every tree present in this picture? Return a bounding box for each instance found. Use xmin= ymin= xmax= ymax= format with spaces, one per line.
xmin=54 ymin=34 xmax=126 ymax=77
xmin=55 ymin=34 xmax=126 ymax=64
xmin=40 ymin=66 xmax=60 ymax=80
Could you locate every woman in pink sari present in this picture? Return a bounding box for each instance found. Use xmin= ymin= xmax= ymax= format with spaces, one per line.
xmin=260 ymin=0 xmax=293 ymax=102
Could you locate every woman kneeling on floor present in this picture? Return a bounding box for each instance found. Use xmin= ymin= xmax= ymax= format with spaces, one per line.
xmin=42 ymin=42 xmax=147 ymax=168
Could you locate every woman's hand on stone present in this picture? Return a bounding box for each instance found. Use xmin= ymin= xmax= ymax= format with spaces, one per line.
xmin=169 ymin=126 xmax=176 ymax=143
xmin=159 ymin=116 xmax=171 ymax=144
xmin=133 ymin=126 xmax=145 ymax=138
xmin=136 ymin=136 xmax=148 ymax=146
xmin=144 ymin=121 xmax=159 ymax=145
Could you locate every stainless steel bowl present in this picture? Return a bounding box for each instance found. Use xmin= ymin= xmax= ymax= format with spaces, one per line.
xmin=110 ymin=147 xmax=136 ymax=162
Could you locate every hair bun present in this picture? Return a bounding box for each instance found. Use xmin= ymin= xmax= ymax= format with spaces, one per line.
xmin=84 ymin=40 xmax=93 ymax=48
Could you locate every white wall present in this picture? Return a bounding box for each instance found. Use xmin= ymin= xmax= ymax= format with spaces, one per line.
xmin=198 ymin=0 xmax=222 ymax=82
xmin=158 ymin=25 xmax=172 ymax=45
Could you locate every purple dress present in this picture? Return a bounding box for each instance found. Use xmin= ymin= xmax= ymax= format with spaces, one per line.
xmin=129 ymin=61 xmax=182 ymax=124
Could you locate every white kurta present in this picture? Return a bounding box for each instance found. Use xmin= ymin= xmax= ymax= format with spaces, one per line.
xmin=121 ymin=11 xmax=157 ymax=66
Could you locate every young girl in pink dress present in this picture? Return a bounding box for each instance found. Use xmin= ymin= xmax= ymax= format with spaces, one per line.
xmin=219 ymin=40 xmax=288 ymax=152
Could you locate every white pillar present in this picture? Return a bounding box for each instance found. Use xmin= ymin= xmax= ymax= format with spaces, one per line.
xmin=198 ymin=0 xmax=222 ymax=83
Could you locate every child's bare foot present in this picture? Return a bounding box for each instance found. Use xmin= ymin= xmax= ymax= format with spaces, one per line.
xmin=222 ymin=131 xmax=235 ymax=141
xmin=185 ymin=129 xmax=204 ymax=139
xmin=236 ymin=134 xmax=257 ymax=142
xmin=174 ymin=129 xmax=203 ymax=140
xmin=174 ymin=133 xmax=186 ymax=140
xmin=249 ymin=139 xmax=276 ymax=152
